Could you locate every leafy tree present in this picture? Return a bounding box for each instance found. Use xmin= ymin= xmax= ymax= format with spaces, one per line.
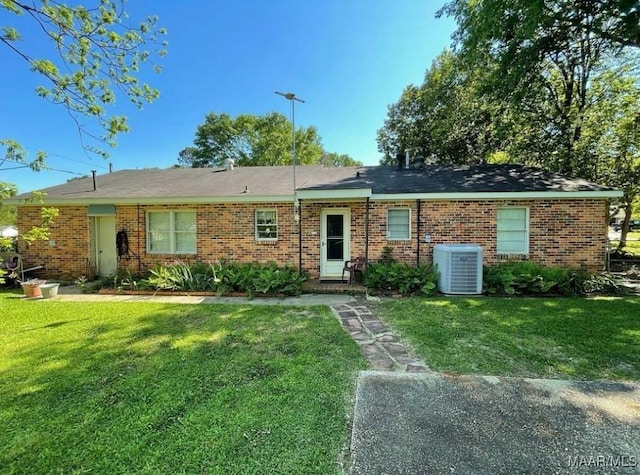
xmin=0 ymin=188 xmax=57 ymax=254
xmin=377 ymin=84 xmax=424 ymax=165
xmin=582 ymin=63 xmax=640 ymax=248
xmin=0 ymin=183 xmax=17 ymax=226
xmin=0 ymin=1 xmax=165 ymax=250
xmin=377 ymin=50 xmax=511 ymax=166
xmin=1 ymin=0 xmax=167 ymax=166
xmin=178 ymin=112 xmax=361 ymax=168
xmin=316 ymin=152 xmax=362 ymax=167
xmin=438 ymin=0 xmax=637 ymax=177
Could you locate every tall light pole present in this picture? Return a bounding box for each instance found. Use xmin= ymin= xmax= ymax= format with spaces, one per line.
xmin=275 ymin=91 xmax=305 ymax=221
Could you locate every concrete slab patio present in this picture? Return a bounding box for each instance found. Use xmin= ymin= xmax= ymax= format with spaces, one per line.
xmin=349 ymin=371 xmax=640 ymax=474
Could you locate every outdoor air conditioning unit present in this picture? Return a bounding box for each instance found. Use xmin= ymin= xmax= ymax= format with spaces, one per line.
xmin=433 ymin=244 xmax=483 ymax=295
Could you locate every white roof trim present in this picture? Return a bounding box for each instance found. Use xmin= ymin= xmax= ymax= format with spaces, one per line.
xmin=9 ymin=189 xmax=621 ymax=207
xmin=296 ymin=188 xmax=372 ymax=200
xmin=370 ymin=191 xmax=622 ymax=200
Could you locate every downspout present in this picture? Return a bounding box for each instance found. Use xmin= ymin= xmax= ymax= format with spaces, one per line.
xmin=137 ymin=204 xmax=142 ymax=271
xmin=298 ymin=199 xmax=303 ymax=273
xmin=416 ymin=199 xmax=421 ymax=266
xmin=365 ymin=197 xmax=370 ymax=265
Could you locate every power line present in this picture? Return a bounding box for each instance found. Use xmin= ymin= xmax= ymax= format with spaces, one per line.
xmin=0 ymin=157 xmax=86 ymax=176
xmin=0 ymin=165 xmax=31 ymax=171
xmin=21 ymin=147 xmax=110 ymax=170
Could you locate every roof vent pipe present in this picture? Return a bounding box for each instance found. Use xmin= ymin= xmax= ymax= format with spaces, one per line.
xmin=396 ymin=151 xmax=405 ymax=170
xmin=91 ymin=170 xmax=97 ymax=191
xmin=406 ymin=150 xmax=410 ymax=169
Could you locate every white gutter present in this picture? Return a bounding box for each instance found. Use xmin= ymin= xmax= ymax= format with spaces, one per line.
xmin=9 ymin=189 xmax=621 ymax=206
xmin=370 ymin=190 xmax=623 ymax=200
xmin=7 ymin=195 xmax=296 ymax=206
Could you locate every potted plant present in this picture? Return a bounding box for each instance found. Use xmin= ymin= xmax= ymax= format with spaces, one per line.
xmin=39 ymin=282 xmax=60 ymax=299
xmin=20 ymin=279 xmax=46 ymax=298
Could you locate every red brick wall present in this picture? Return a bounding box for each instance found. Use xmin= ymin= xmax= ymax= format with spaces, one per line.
xmin=115 ymin=203 xmax=299 ymax=273
xmin=16 ymin=198 xmax=608 ymax=281
xmin=16 ymin=206 xmax=92 ymax=279
xmin=366 ymin=199 xmax=608 ymax=271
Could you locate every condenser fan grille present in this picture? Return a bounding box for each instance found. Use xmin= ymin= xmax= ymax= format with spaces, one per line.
xmin=433 ymin=245 xmax=483 ymax=294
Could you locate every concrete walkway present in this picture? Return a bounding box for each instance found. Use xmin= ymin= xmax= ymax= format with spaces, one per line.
xmin=331 ymin=302 xmax=430 ymax=373
xmin=55 ymin=287 xmax=357 ymax=307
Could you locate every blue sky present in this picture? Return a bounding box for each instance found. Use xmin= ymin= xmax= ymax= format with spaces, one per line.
xmin=1 ymin=1 xmax=456 ymax=193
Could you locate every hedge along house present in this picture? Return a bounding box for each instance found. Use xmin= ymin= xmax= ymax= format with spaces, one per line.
xmin=10 ymin=164 xmax=621 ymax=281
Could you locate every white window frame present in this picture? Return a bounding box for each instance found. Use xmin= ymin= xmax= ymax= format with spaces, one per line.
xmin=255 ymin=209 xmax=278 ymax=241
xmin=386 ymin=208 xmax=411 ymax=240
xmin=146 ymin=210 xmax=197 ymax=254
xmin=497 ymin=207 xmax=530 ymax=255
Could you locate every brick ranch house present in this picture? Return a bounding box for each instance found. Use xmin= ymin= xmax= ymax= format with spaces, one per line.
xmin=10 ymin=164 xmax=621 ymax=281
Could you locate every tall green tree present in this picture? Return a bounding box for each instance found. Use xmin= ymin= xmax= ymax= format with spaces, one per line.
xmin=1 ymin=0 xmax=167 ymax=166
xmin=583 ymin=63 xmax=640 ymax=247
xmin=377 ymin=50 xmax=509 ymax=166
xmin=439 ymin=0 xmax=639 ymax=177
xmin=178 ymin=112 xmax=361 ymax=168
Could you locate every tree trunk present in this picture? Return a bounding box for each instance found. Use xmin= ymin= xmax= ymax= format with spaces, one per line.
xmin=616 ymin=201 xmax=634 ymax=252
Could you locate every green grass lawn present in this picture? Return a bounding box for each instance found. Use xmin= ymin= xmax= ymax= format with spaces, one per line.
xmin=611 ymin=231 xmax=640 ymax=255
xmin=0 ymin=290 xmax=366 ymax=474
xmin=380 ymin=296 xmax=640 ymax=381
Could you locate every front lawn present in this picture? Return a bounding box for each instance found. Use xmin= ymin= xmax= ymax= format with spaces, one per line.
xmin=610 ymin=231 xmax=640 ymax=255
xmin=0 ymin=291 xmax=366 ymax=474
xmin=381 ymin=296 xmax=640 ymax=381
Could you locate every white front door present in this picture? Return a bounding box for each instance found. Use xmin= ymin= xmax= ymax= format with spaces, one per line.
xmin=95 ymin=216 xmax=117 ymax=276
xmin=320 ymin=208 xmax=350 ymax=279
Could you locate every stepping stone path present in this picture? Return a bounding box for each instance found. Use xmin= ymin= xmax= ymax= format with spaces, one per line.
xmin=331 ymin=302 xmax=432 ymax=373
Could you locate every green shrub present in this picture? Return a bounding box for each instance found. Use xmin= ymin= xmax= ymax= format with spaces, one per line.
xmin=484 ymin=262 xmax=569 ymax=295
xmin=364 ymin=262 xmax=438 ymax=296
xmin=582 ymin=272 xmax=625 ymax=294
xmin=482 ymin=262 xmax=616 ymax=296
xmin=379 ymin=246 xmax=395 ymax=264
xmin=146 ymin=260 xmax=306 ymax=296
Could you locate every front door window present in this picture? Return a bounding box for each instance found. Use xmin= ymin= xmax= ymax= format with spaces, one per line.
xmin=326 ymin=214 xmax=344 ymax=261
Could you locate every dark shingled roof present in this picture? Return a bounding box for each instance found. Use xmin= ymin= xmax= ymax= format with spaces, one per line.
xmin=306 ymin=164 xmax=614 ymax=193
xmin=14 ymin=164 xmax=615 ymax=202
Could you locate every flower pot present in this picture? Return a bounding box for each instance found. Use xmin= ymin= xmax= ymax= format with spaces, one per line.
xmin=40 ymin=283 xmax=60 ymax=299
xmin=21 ymin=280 xmax=46 ymax=298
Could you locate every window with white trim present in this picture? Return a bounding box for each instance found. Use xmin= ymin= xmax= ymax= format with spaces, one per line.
xmin=387 ymin=208 xmax=411 ymax=240
xmin=497 ymin=207 xmax=529 ymax=254
xmin=147 ymin=211 xmax=196 ymax=254
xmin=255 ymin=209 xmax=278 ymax=240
